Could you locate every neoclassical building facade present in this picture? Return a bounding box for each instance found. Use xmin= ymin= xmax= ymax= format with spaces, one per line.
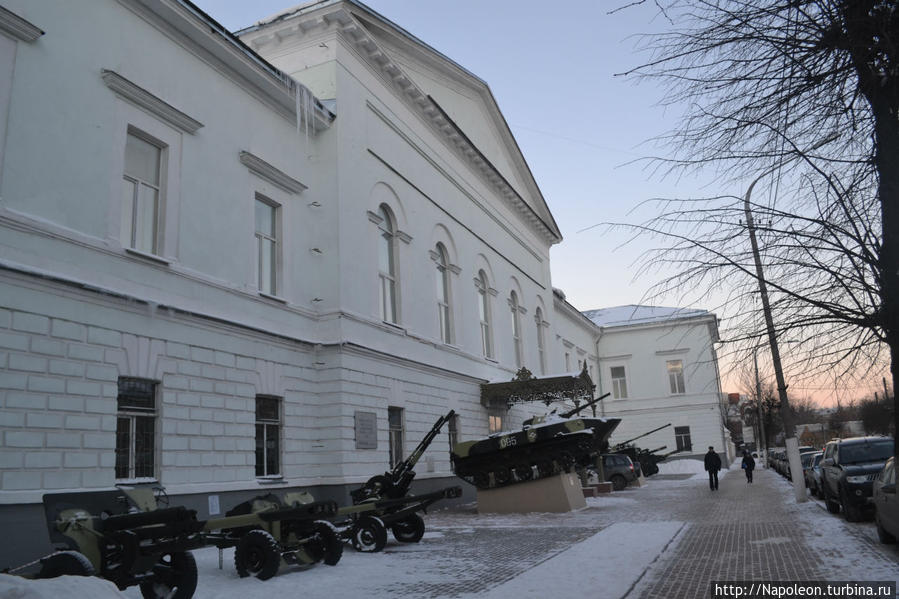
xmin=0 ymin=0 xmax=614 ymax=564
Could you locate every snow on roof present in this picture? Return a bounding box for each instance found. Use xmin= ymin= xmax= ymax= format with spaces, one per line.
xmin=582 ymin=305 xmax=710 ymax=328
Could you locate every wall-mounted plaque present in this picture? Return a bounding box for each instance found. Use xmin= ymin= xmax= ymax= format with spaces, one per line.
xmin=355 ymin=410 xmax=378 ymax=449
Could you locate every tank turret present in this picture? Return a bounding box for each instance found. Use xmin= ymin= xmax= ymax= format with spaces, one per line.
xmin=451 ymin=393 xmax=619 ymax=489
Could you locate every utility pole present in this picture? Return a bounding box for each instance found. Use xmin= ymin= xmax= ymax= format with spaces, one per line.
xmin=744 ymin=176 xmax=806 ymax=502
xmin=754 ymin=348 xmax=767 ymax=468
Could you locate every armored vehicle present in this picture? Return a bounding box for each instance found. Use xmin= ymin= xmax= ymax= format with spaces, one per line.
xmin=451 ymin=393 xmax=619 ymax=489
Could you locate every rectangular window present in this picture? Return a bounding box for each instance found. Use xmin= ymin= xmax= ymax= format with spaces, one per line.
xmin=255 ymin=196 xmax=278 ymax=295
xmin=610 ymin=366 xmax=628 ymax=399
xmin=565 ymin=352 xmax=571 ymax=371
xmin=388 ymin=407 xmax=404 ymax=468
xmin=488 ymin=407 xmax=506 ymax=434
xmin=448 ymin=413 xmax=459 ymax=451
xmin=121 ymin=130 xmax=163 ymax=254
xmin=675 ymin=426 xmax=692 ymax=452
xmin=255 ymin=396 xmax=281 ymax=477
xmin=116 ymin=377 xmax=156 ymax=480
xmin=667 ymin=360 xmax=686 ymax=394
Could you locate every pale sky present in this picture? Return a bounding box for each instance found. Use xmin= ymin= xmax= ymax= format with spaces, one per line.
xmin=190 ymin=0 xmax=885 ymax=405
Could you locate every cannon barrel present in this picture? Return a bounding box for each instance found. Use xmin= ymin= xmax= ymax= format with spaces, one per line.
xmin=351 ymin=409 xmax=455 ymax=503
xmin=645 ymin=445 xmax=668 ymax=454
xmin=560 ymin=392 xmax=610 ymax=419
xmin=612 ymin=423 xmax=672 ymax=449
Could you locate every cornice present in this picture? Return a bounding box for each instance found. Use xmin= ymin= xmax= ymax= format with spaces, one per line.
xmin=102 ymin=69 xmax=204 ymax=134
xmin=239 ymin=150 xmax=307 ymax=194
xmin=243 ymin=5 xmax=561 ymax=245
xmin=118 ymin=0 xmax=334 ymax=133
xmin=0 ymin=5 xmax=43 ymax=43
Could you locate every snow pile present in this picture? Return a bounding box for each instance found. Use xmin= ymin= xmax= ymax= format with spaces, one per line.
xmin=0 ymin=574 xmax=125 ymax=598
xmin=656 ymin=459 xmax=705 ymax=475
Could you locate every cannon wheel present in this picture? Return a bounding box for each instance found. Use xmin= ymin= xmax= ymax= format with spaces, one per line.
xmin=392 ymin=513 xmax=425 ymax=543
xmin=351 ymin=515 xmax=387 ymax=552
xmin=234 ymin=530 xmax=281 ymax=580
xmin=493 ymin=467 xmax=511 ymax=486
xmin=312 ymin=520 xmax=343 ymax=565
xmin=139 ymin=551 xmax=198 ymax=599
xmin=514 ymin=463 xmax=533 ymax=482
xmin=536 ymin=460 xmax=554 ymax=478
xmin=36 ymin=550 xmax=95 ymax=578
xmin=472 ymin=471 xmax=490 ymax=488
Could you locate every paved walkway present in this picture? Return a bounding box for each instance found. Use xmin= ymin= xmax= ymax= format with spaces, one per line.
xmin=640 ymin=467 xmax=824 ymax=598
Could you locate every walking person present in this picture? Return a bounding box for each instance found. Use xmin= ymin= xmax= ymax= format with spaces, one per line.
xmin=704 ymin=446 xmax=721 ymax=491
xmin=741 ymin=450 xmax=755 ymax=484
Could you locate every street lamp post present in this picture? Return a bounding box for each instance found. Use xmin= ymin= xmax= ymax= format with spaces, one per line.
xmin=753 ymin=348 xmax=767 ymax=469
xmin=744 ymin=176 xmax=807 ymax=503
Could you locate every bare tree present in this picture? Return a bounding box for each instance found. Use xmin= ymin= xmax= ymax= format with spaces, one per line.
xmin=616 ymin=0 xmax=899 ymax=462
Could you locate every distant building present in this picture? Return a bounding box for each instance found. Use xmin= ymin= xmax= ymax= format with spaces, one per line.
xmin=584 ymin=306 xmax=730 ymax=464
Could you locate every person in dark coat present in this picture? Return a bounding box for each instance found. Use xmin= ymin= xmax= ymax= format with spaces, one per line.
xmin=741 ymin=450 xmax=756 ymax=483
xmin=704 ymin=446 xmax=722 ymax=490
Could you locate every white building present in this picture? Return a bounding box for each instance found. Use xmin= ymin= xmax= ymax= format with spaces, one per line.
xmin=0 ymin=0 xmax=605 ymax=565
xmin=584 ymin=306 xmax=730 ymax=463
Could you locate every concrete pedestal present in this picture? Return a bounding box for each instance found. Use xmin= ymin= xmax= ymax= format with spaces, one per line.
xmin=476 ymin=472 xmax=587 ymax=514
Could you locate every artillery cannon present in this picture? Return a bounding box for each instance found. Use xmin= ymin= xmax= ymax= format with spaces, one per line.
xmin=237 ymin=483 xmax=462 ymax=555
xmin=610 ymin=424 xmax=675 ymax=477
xmin=351 ymin=410 xmax=455 ymax=503
xmin=15 ymin=485 xmax=343 ymax=596
xmin=451 ymin=393 xmax=620 ymax=489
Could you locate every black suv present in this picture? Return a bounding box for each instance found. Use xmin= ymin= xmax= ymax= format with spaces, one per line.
xmin=820 ymin=436 xmax=895 ymax=521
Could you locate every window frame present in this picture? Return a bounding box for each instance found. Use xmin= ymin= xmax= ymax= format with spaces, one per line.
xmin=377 ymin=205 xmax=399 ymax=324
xmin=109 ymin=102 xmax=182 ymax=262
xmin=121 ymin=128 xmax=165 ymax=255
xmin=487 ymin=407 xmax=506 ymax=434
xmin=610 ymin=365 xmax=629 ymax=399
xmin=115 ymin=377 xmax=157 ymax=481
xmin=674 ymin=426 xmax=692 ymax=452
xmin=535 ymin=308 xmax=546 ymax=375
xmin=255 ymin=395 xmax=282 ymax=478
xmin=667 ymin=359 xmax=686 ymax=395
xmin=254 ymin=194 xmax=281 ymax=297
xmin=510 ymin=291 xmax=522 ymax=368
xmin=435 ymin=243 xmax=453 ymax=344
xmin=477 ymin=270 xmax=493 ymax=359
xmin=388 ymin=406 xmax=405 ymax=469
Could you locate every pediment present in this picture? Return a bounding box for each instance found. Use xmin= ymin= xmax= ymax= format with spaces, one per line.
xmin=354 ymin=12 xmax=560 ymax=239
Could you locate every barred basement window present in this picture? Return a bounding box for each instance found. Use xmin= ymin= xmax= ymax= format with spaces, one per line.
xmin=116 ymin=377 xmax=156 ymax=480
xmin=388 ymin=406 xmax=404 ymax=469
xmin=255 ymin=396 xmax=281 ymax=477
xmin=675 ymin=426 xmax=692 ymax=452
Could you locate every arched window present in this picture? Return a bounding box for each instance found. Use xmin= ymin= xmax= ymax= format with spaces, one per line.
xmin=377 ymin=205 xmax=397 ymax=324
xmin=477 ymin=270 xmax=493 ymax=358
xmin=535 ymin=307 xmax=545 ymax=375
xmin=435 ymin=244 xmax=452 ymax=344
xmin=510 ymin=291 xmax=522 ymax=367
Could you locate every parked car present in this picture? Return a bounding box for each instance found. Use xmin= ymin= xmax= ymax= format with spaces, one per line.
xmin=873 ymin=457 xmax=897 ymax=544
xmin=601 ymin=453 xmax=638 ymax=491
xmin=806 ymin=452 xmax=824 ymax=497
xmin=820 ymin=436 xmax=895 ymax=521
xmin=803 ymin=452 xmax=823 ymax=496
xmin=785 ymin=446 xmax=819 ymax=480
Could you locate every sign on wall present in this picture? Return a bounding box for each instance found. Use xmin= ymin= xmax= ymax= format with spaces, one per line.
xmin=355 ymin=410 xmax=378 ymax=449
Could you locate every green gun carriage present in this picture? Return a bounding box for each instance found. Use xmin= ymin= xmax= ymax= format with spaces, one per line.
xmin=17 ymin=485 xmax=342 ymax=598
